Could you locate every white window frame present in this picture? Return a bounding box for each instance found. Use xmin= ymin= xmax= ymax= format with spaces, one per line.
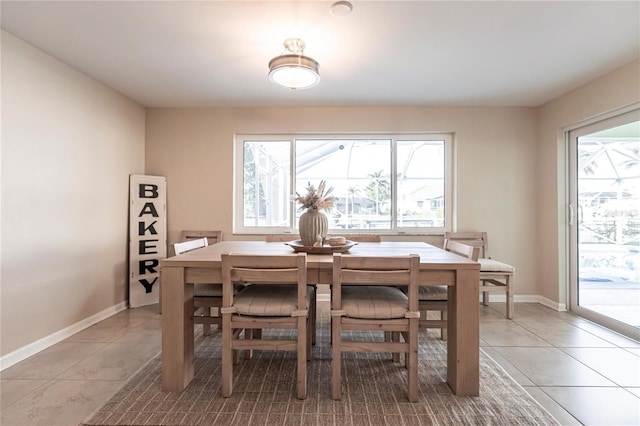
xmin=233 ymin=133 xmax=454 ymax=235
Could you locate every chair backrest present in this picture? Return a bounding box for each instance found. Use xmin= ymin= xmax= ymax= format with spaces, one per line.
xmin=443 ymin=239 xmax=480 ymax=261
xmin=221 ymin=253 xmax=308 ymax=307
xmin=332 ymin=253 xmax=420 ymax=311
xmin=265 ymin=234 xmax=298 ymax=242
xmin=343 ymin=235 xmax=381 ymax=242
xmin=174 ymin=237 xmax=208 ymax=256
xmin=180 ymin=230 xmax=222 ymax=246
xmin=444 ymin=232 xmax=489 ymax=258
xmin=265 ymin=234 xmax=382 ymax=243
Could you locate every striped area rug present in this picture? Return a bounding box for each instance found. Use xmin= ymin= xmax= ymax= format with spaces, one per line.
xmin=82 ymin=312 xmax=558 ymax=426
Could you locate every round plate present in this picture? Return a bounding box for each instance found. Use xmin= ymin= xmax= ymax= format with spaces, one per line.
xmin=285 ymin=240 xmax=356 ymax=254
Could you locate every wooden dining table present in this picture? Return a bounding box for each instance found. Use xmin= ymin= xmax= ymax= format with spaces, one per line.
xmin=160 ymin=240 xmax=481 ymax=396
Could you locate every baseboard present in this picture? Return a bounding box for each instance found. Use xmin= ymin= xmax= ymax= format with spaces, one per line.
xmin=484 ymin=293 xmax=567 ymax=311
xmin=0 ymin=301 xmax=129 ymax=371
xmin=318 ymin=292 xmax=567 ymax=312
xmin=532 ymin=295 xmax=567 ymax=312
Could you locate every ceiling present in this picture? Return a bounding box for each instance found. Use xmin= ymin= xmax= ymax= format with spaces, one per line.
xmin=2 ymin=1 xmax=639 ymax=108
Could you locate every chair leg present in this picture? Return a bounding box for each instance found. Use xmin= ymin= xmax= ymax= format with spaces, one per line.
xmin=233 ymin=347 xmax=240 ymax=365
xmin=311 ymin=287 xmax=317 ymax=345
xmin=482 ymin=287 xmax=489 ymax=306
xmin=407 ymin=319 xmax=418 ymax=402
xmin=221 ymin=315 xmax=233 ymax=397
xmin=440 ymin=309 xmax=447 ymax=341
xmin=243 ymin=329 xmax=254 ymax=360
xmin=400 ymin=331 xmax=409 ymax=368
xmin=331 ymin=317 xmax=341 ymax=400
xmin=506 ymin=275 xmax=514 ymax=319
xmin=296 ymin=316 xmax=307 ymax=399
xmin=306 ymin=314 xmax=313 ymax=361
xmin=203 ymin=307 xmax=212 ymax=336
xmin=392 ymin=332 xmax=400 ymax=362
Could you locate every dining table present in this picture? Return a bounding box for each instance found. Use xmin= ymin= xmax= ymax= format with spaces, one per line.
xmin=160 ymin=240 xmax=481 ymax=396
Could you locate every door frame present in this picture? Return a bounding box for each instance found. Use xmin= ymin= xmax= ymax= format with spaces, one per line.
xmin=566 ymin=106 xmax=640 ymax=341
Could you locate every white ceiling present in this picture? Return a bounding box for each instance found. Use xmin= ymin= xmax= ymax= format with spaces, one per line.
xmin=2 ymin=1 xmax=639 ymax=108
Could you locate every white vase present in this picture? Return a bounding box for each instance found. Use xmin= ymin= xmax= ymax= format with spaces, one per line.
xmin=298 ymin=208 xmax=328 ymax=246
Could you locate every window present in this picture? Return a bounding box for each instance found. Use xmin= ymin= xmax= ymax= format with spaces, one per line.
xmin=234 ymin=133 xmax=453 ymax=235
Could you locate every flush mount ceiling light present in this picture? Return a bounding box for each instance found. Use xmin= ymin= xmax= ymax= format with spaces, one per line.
xmin=268 ymin=38 xmax=320 ymax=90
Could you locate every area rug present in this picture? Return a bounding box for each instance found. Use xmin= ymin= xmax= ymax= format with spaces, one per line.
xmin=82 ymin=313 xmax=558 ymax=426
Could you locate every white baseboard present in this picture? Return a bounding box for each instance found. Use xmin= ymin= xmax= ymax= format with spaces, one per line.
xmin=319 ymin=293 xmax=567 ymax=311
xmin=532 ymin=295 xmax=567 ymax=312
xmin=482 ymin=293 xmax=567 ymax=311
xmin=0 ymin=301 xmax=128 ymax=371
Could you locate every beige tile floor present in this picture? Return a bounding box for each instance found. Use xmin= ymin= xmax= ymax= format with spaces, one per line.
xmin=1 ymin=302 xmax=639 ymax=425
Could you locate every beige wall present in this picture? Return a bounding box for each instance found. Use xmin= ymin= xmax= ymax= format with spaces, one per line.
xmin=2 ymin=27 xmax=636 ymax=362
xmin=1 ymin=32 xmax=146 ymax=357
xmin=145 ymin=106 xmax=538 ymax=294
xmin=536 ymin=60 xmax=640 ymax=305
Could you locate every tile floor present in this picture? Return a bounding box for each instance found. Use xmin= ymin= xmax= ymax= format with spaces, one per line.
xmin=1 ymin=302 xmax=639 ymax=425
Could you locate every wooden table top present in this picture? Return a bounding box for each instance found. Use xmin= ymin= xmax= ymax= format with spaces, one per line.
xmin=161 ymin=240 xmax=480 ymax=271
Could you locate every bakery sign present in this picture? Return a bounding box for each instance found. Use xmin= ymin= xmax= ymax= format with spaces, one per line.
xmin=129 ymin=175 xmax=167 ymax=308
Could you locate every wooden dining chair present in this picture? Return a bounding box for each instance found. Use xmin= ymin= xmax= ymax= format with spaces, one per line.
xmin=338 ymin=235 xmax=383 ymax=340
xmin=331 ymin=253 xmax=420 ymax=402
xmin=179 ymin=230 xmax=222 ymax=249
xmin=221 ymin=253 xmax=313 ymax=400
xmin=264 ymin=234 xmax=317 ymax=345
xmin=173 ymin=236 xmax=208 ymax=254
xmin=444 ymin=231 xmax=515 ymax=318
xmin=264 ymin=234 xmax=297 ymax=242
xmin=265 ymin=234 xmax=381 ymax=243
xmin=343 ymin=235 xmax=381 ymax=242
xmin=173 ymin=232 xmax=224 ymax=336
xmin=418 ymin=239 xmax=479 ymax=340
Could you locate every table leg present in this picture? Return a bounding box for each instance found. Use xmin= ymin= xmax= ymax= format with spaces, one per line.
xmin=162 ymin=266 xmax=195 ymax=391
xmin=447 ymin=268 xmax=479 ymax=396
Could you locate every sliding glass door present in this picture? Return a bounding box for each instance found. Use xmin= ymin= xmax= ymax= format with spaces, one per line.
xmin=568 ymin=109 xmax=640 ymax=340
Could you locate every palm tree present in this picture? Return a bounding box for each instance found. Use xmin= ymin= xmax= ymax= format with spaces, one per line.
xmin=347 ymin=185 xmax=360 ymax=226
xmin=366 ymin=170 xmax=390 ymax=215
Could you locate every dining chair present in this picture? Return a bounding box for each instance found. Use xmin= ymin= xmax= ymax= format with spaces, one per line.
xmin=220 ymin=252 xmax=313 ymax=399
xmin=173 ymin=236 xmax=208 ymax=254
xmin=331 ymin=253 xmax=420 ymax=402
xmin=179 ymin=230 xmax=222 ymax=250
xmin=264 ymin=234 xmax=297 ymax=242
xmin=264 ymin=234 xmax=317 ymax=345
xmin=340 ymin=235 xmax=383 ymax=340
xmin=265 ymin=234 xmax=381 ymax=243
xmin=418 ymin=239 xmax=479 ymax=340
xmin=343 ymin=235 xmax=381 ymax=242
xmin=444 ymin=231 xmax=515 ymax=318
xmin=173 ymin=233 xmax=223 ymax=336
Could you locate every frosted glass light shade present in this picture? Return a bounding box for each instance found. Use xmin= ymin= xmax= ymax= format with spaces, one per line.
xmin=268 ymin=54 xmax=320 ymax=90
